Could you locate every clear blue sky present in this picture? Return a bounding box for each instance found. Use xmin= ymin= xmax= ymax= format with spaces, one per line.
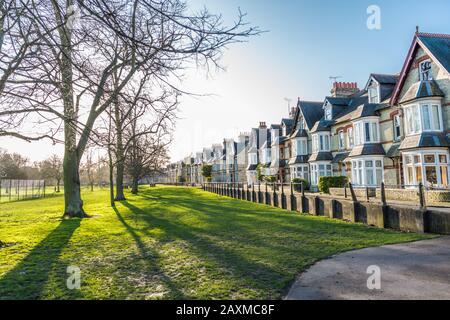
xmin=2 ymin=0 xmax=450 ymax=162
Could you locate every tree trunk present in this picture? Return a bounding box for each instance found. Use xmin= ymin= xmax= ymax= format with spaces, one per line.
xmin=131 ymin=177 xmax=139 ymax=194
xmin=90 ymin=182 xmax=94 ymax=192
xmin=114 ymin=100 xmax=126 ymax=201
xmin=108 ymin=149 xmax=115 ymax=208
xmin=56 ymin=179 xmax=60 ymax=193
xmin=115 ymin=160 xmax=126 ymax=200
xmin=63 ymin=148 xmax=88 ymax=218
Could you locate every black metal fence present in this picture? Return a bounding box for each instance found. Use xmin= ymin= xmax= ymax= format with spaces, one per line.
xmin=0 ymin=179 xmax=46 ymax=203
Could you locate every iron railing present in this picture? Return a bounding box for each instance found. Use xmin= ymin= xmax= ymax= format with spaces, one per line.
xmin=0 ymin=179 xmax=46 ymax=203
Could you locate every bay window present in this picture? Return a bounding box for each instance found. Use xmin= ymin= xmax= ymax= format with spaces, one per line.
xmin=310 ymin=162 xmax=332 ymax=186
xmin=248 ymin=153 xmax=258 ymax=165
xmin=293 ymin=138 xmax=308 ymax=156
xmin=353 ymin=119 xmax=380 ymax=145
xmin=312 ymin=133 xmax=331 ymax=152
xmin=351 ymin=158 xmax=383 ymax=187
xmin=403 ymin=150 xmax=449 ymax=187
xmin=291 ymin=165 xmax=309 ymax=181
xmin=404 ymin=101 xmax=443 ymax=135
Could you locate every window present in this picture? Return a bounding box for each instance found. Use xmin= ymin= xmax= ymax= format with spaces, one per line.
xmin=419 ymin=60 xmax=432 ymax=81
xmin=403 ymin=151 xmax=449 ymax=187
xmin=351 ymin=158 xmax=384 ymax=186
xmin=295 ymin=139 xmax=307 ymax=156
xmin=324 ymin=106 xmax=332 ymax=120
xmin=312 ymin=135 xmax=319 ymax=153
xmin=292 ymin=165 xmax=309 ymax=180
xmin=368 ymin=86 xmax=379 ymax=103
xmin=310 ymin=162 xmax=332 ymax=185
xmin=312 ymin=133 xmax=330 ymax=152
xmin=348 ymin=127 xmax=354 ymax=147
xmin=338 ymin=131 xmax=345 ymax=150
xmin=405 ymin=103 xmax=442 ymax=134
xmin=353 ymin=119 xmax=380 ymax=145
xmin=393 ymin=115 xmax=401 ymax=141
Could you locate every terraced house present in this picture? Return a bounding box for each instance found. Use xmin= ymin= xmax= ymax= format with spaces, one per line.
xmin=167 ymin=30 xmax=450 ymax=190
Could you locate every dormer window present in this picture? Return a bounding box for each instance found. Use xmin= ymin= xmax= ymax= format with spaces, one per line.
xmin=324 ymin=104 xmax=332 ymax=120
xmin=419 ymin=60 xmax=432 ymax=81
xmin=368 ymin=85 xmax=379 ymax=104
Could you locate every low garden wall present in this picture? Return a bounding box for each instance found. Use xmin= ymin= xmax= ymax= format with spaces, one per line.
xmin=203 ymin=184 xmax=450 ymax=235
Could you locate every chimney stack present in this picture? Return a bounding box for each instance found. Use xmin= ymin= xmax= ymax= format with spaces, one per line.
xmin=331 ymin=82 xmax=359 ymax=98
xmin=259 ymin=122 xmax=267 ymax=129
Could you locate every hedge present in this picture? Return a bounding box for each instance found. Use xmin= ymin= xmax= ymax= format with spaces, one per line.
xmin=291 ymin=178 xmax=310 ymax=192
xmin=318 ymin=176 xmax=348 ymax=194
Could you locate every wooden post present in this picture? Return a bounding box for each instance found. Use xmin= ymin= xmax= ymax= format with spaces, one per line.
xmin=349 ymin=183 xmax=357 ymax=202
xmin=344 ymin=183 xmax=348 ymax=198
xmin=419 ymin=183 xmax=426 ymax=210
xmin=381 ymin=182 xmax=387 ymax=206
xmin=365 ymin=186 xmax=370 ymax=202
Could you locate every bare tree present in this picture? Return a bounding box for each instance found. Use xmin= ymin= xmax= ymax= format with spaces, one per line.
xmin=39 ymin=154 xmax=63 ymax=192
xmin=81 ymin=148 xmax=96 ymax=191
xmin=0 ymin=0 xmax=260 ymax=218
xmin=126 ymin=130 xmax=170 ymax=195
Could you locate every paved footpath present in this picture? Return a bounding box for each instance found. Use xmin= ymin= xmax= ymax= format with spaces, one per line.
xmin=285 ymin=237 xmax=450 ymax=300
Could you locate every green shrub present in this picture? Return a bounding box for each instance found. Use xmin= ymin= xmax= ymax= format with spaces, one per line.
xmin=177 ymin=176 xmax=186 ymax=183
xmin=292 ymin=178 xmax=310 ymax=192
xmin=264 ymin=175 xmax=276 ymax=183
xmin=318 ymin=176 xmax=348 ymax=194
xmin=201 ymin=165 xmax=212 ymax=179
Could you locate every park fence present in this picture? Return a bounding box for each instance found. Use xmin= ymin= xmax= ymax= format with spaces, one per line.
xmin=0 ymin=179 xmax=46 ymax=203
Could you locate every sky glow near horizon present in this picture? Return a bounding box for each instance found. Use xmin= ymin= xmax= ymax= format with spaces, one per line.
xmin=1 ymin=0 xmax=450 ymax=163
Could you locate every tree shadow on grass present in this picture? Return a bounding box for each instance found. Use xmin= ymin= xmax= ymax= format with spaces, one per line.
xmin=120 ymin=200 xmax=286 ymax=298
xmin=0 ymin=219 xmax=80 ymax=300
xmin=113 ymin=207 xmax=186 ymax=299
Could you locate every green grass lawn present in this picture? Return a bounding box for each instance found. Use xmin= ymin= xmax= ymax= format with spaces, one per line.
xmin=0 ymin=186 xmax=434 ymax=300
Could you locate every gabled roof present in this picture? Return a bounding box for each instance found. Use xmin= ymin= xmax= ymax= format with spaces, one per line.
xmin=391 ymin=32 xmax=450 ymax=105
xmin=369 ymin=74 xmax=399 ymax=85
xmin=418 ymin=33 xmax=450 ymax=74
xmin=296 ymin=100 xmax=324 ymax=130
xmin=281 ymin=118 xmax=294 ymax=134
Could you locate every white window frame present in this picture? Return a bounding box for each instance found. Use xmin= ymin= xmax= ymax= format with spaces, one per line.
xmin=403 ymin=150 xmax=449 ymax=188
xmin=419 ymin=59 xmax=432 ymax=81
xmin=352 ymin=118 xmax=380 ymax=146
xmin=348 ymin=127 xmax=354 ymax=147
xmin=368 ymin=86 xmax=380 ymax=104
xmin=338 ymin=130 xmax=345 ymax=150
xmin=324 ymin=106 xmax=332 ymax=120
xmin=293 ymin=138 xmax=308 ymax=156
xmin=351 ymin=157 xmax=384 ymax=187
xmin=403 ymin=99 xmax=443 ymax=135
xmin=310 ymin=161 xmax=332 ymax=186
xmin=291 ymin=164 xmax=309 ymax=181
xmin=312 ymin=133 xmax=331 ymax=152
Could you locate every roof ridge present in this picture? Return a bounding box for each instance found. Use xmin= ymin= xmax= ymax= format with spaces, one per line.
xmin=371 ymin=73 xmax=399 ymax=77
xmin=298 ymin=100 xmax=323 ymax=104
xmin=417 ymin=32 xmax=450 ymax=39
